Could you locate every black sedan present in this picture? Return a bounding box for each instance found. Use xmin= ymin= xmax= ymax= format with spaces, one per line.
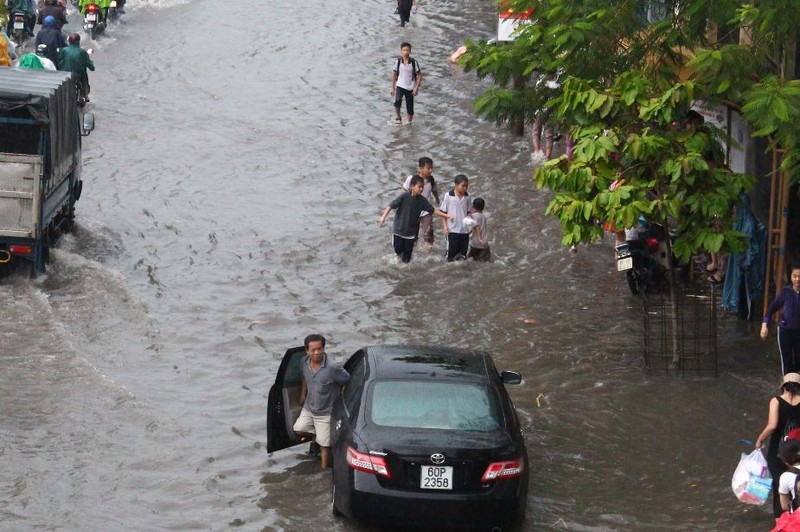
xmin=267 ymin=345 xmax=529 ymax=531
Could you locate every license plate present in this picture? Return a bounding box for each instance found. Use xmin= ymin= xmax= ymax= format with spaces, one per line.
xmin=420 ymin=465 xmax=453 ymax=490
xmin=86 ymin=13 xmax=97 ymax=21
xmin=13 ymin=21 xmax=24 ymax=29
xmin=617 ymin=256 xmax=633 ymax=271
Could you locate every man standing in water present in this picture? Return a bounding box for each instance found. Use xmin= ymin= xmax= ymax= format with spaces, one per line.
xmin=391 ymin=42 xmax=422 ymax=125
xmin=292 ymin=334 xmax=349 ymax=469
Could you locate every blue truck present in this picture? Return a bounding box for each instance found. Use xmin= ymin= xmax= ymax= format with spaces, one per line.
xmin=0 ymin=68 xmax=94 ymax=276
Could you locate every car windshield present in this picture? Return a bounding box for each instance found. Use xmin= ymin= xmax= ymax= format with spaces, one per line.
xmin=369 ymin=380 xmax=501 ymax=431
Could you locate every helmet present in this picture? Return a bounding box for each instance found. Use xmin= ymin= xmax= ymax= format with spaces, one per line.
xmin=45 ymin=0 xmax=57 ymax=5
xmin=36 ymin=44 xmax=48 ymax=56
xmin=43 ymin=15 xmax=56 ymax=26
xmin=68 ymin=33 xmax=80 ymax=44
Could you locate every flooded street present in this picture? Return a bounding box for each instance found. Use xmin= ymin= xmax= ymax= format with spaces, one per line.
xmin=0 ymin=0 xmax=786 ymax=530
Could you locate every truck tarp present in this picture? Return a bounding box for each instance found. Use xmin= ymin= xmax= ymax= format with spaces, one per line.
xmin=0 ymin=68 xmax=79 ymax=184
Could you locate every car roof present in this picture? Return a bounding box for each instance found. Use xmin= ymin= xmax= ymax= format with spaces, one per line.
xmin=364 ymin=345 xmax=493 ymax=383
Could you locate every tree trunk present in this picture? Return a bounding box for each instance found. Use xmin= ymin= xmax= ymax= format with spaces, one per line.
xmin=510 ymin=75 xmax=525 ymax=137
xmin=662 ymin=217 xmax=682 ymax=368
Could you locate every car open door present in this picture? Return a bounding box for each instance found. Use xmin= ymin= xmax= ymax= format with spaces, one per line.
xmin=266 ymin=346 xmax=307 ymax=453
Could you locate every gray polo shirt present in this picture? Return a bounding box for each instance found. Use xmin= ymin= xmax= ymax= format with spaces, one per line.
xmin=302 ymin=353 xmax=350 ymax=415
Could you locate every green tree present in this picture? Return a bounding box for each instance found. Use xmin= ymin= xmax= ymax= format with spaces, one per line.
xmin=462 ymin=0 xmax=767 ymax=365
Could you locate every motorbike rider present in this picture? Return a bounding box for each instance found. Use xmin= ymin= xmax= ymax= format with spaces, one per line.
xmin=34 ymin=15 xmax=65 ymax=67
xmin=0 ymin=28 xmax=17 ymax=63
xmin=5 ymin=0 xmax=37 ymax=37
xmin=31 ymin=43 xmax=56 ymax=69
xmin=58 ymin=33 xmax=94 ymax=101
xmin=37 ymin=0 xmax=68 ymax=30
xmin=78 ymin=0 xmax=112 ymax=25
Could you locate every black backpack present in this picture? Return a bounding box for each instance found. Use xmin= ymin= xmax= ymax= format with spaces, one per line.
xmin=394 ymin=57 xmax=420 ymax=81
xmin=788 ymin=466 xmax=800 ymax=512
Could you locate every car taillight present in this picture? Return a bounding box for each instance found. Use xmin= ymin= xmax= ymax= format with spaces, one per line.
xmin=8 ymin=245 xmax=33 ymax=255
xmin=481 ymin=459 xmax=523 ymax=482
xmin=346 ymin=447 xmax=392 ymax=478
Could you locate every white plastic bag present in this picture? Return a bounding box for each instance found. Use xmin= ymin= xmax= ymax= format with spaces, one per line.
xmin=732 ymin=449 xmax=772 ymax=505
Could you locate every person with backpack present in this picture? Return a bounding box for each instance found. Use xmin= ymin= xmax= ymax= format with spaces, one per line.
xmin=755 ymin=372 xmax=800 ymax=521
xmin=390 ymin=42 xmax=422 ymax=126
xmin=778 ymin=439 xmax=800 ymax=513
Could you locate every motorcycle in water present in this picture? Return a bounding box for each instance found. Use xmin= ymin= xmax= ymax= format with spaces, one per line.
xmin=75 ymin=80 xmax=87 ymax=108
xmin=614 ymin=222 xmax=685 ymax=295
xmin=107 ymin=0 xmax=124 ymax=21
xmin=83 ymin=2 xmax=107 ymax=40
xmin=10 ymin=11 xmax=28 ymax=47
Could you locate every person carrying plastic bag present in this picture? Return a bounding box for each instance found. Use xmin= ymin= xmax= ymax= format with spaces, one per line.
xmin=755 ymin=373 xmax=800 ymax=518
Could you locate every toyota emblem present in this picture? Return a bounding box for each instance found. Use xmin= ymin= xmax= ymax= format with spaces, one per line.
xmin=430 ymin=453 xmax=446 ymax=465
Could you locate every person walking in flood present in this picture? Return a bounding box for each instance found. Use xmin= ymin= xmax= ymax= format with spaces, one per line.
xmin=379 ymin=175 xmax=450 ymax=263
xmin=755 ymin=373 xmax=800 ymax=522
xmin=292 ymin=334 xmax=349 ymax=469
xmin=397 ymin=0 xmax=415 ymax=27
xmin=401 ymin=157 xmax=439 ymax=253
xmin=762 ymin=266 xmax=800 ymax=375
xmin=440 ymin=174 xmax=471 ymax=262
xmin=466 ymin=197 xmax=491 ymax=262
xmin=390 ymin=42 xmax=422 ymax=125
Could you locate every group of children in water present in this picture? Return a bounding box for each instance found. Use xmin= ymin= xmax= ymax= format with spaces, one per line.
xmin=378 ymin=156 xmax=490 ymax=264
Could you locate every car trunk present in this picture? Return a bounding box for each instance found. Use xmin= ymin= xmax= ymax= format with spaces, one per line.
xmin=362 ymin=427 xmax=515 ymax=493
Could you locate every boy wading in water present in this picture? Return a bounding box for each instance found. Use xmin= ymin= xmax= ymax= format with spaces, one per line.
xmin=379 ymin=175 xmax=450 ymax=263
xmin=391 ymin=42 xmax=422 ymax=125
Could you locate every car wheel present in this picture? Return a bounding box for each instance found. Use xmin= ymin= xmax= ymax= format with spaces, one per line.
xmin=331 ymin=483 xmax=342 ymax=516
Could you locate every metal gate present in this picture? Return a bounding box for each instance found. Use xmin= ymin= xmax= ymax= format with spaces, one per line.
xmin=642 ymin=287 xmax=719 ymax=374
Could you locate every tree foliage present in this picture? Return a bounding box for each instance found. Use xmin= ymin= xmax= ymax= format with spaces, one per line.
xmin=459 ymin=0 xmax=798 ymax=260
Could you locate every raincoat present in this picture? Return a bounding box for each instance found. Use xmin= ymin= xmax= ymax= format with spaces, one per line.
xmin=57 ymin=41 xmax=94 ymax=85
xmin=78 ymin=0 xmax=111 ymax=13
xmin=0 ymin=35 xmax=10 ymax=67
xmin=721 ymin=193 xmax=767 ymax=319
xmin=16 ymin=52 xmax=44 ymax=69
xmin=7 ymin=0 xmax=35 ymax=16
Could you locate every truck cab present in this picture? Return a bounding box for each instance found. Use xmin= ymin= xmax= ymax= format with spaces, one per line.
xmin=0 ymin=68 xmax=94 ymax=276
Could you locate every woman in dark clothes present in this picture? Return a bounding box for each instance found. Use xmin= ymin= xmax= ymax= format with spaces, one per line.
xmin=756 ymin=373 xmax=800 ymax=521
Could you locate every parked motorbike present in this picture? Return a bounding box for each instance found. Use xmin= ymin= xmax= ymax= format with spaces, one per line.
xmin=83 ymin=2 xmax=106 ymax=40
xmin=615 ymin=222 xmax=684 ymax=294
xmin=11 ymin=11 xmax=28 ymax=47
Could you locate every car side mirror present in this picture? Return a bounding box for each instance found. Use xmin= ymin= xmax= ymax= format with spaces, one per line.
xmin=500 ymin=370 xmax=522 ymax=385
xmin=81 ymin=112 xmax=95 ymax=136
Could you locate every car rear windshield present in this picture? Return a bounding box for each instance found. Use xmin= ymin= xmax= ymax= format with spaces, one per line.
xmin=369 ymin=380 xmax=501 ymax=431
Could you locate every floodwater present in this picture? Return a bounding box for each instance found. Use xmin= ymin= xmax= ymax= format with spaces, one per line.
xmin=0 ymin=0 xmax=785 ymax=530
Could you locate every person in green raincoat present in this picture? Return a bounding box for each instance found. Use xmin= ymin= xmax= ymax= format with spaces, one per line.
xmin=17 ymin=52 xmax=44 ymax=69
xmin=58 ymin=33 xmax=95 ymax=100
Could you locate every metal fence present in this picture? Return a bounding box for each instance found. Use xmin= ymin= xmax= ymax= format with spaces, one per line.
xmin=642 ymin=287 xmax=718 ymax=374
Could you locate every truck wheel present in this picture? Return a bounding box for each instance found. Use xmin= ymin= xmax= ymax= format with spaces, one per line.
xmin=63 ymin=207 xmax=76 ymax=233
